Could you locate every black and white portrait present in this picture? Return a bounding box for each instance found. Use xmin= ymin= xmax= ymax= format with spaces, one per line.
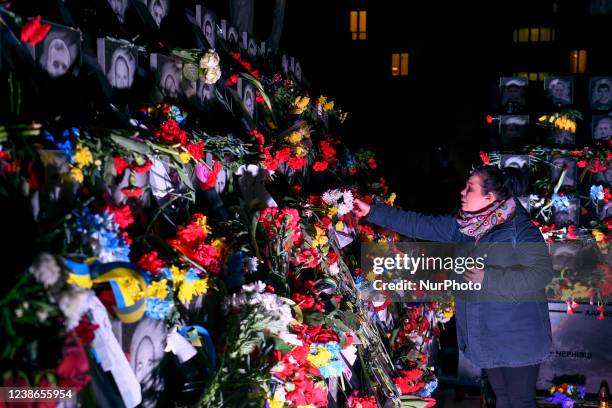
xmin=500 ymin=154 xmax=530 ymax=181
xmin=551 ymin=198 xmax=580 ymax=227
xmin=592 ymin=167 xmax=612 ymax=185
xmin=29 ymin=22 xmax=81 ymax=79
xmin=548 ymin=128 xmax=576 ymax=145
xmin=97 ymin=38 xmax=137 ymax=90
xmin=240 ymin=32 xmax=258 ymax=59
xmin=126 ymin=318 xmax=166 ymax=408
xmin=107 ymin=0 xmax=129 ymax=23
xmin=590 ymin=77 xmax=612 ymax=111
xmin=500 ymin=77 xmax=527 ymax=110
xmin=550 ymin=241 xmax=581 ymax=271
xmin=545 ymin=77 xmax=573 ymax=106
xmin=292 ymin=59 xmax=303 ymax=83
xmin=598 ymin=201 xmax=612 ymax=220
xmin=150 ymin=54 xmax=182 ymax=99
xmin=220 ymin=20 xmax=239 ymax=48
xmin=281 ymin=53 xmax=293 ymax=75
xmin=592 ymin=115 xmax=612 ymax=141
xmin=196 ymin=6 xmax=216 ymax=49
xmin=146 ymin=0 xmax=169 ymax=27
xmin=499 ymin=115 xmax=528 ymax=146
xmin=550 ymin=156 xmax=578 ymax=188
xmin=238 ymin=78 xmax=256 ymax=117
xmin=197 ymin=80 xmax=216 ymax=108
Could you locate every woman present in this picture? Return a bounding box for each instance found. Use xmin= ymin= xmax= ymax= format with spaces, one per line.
xmin=352 ymin=166 xmax=553 ymax=408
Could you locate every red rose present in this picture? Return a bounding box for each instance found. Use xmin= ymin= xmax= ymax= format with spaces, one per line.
xmin=20 ymin=16 xmax=51 ymax=46
xmin=57 ymin=335 xmax=91 ymax=391
xmin=73 ymin=316 xmax=99 ymax=346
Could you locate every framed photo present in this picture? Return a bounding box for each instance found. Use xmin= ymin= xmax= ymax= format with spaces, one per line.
xmin=550 ymin=155 xmax=578 ymax=188
xmin=500 ymin=154 xmax=530 ymax=181
xmin=147 ymin=0 xmax=170 ymax=27
xmin=195 ymin=5 xmax=217 ymax=49
xmin=195 ymin=80 xmax=216 ymax=109
xmin=547 ymin=128 xmax=576 ymax=145
xmin=500 ymin=77 xmax=527 ymax=109
xmin=281 ymin=53 xmax=293 ymax=76
xmin=592 ymin=115 xmax=612 ymax=141
xmin=544 ymin=76 xmax=573 ymax=106
xmin=28 ymin=21 xmax=82 ymax=79
xmin=97 ymin=38 xmax=138 ymax=90
xmin=220 ymin=20 xmax=239 ymax=49
xmin=499 ymin=115 xmax=528 ymax=146
xmin=240 ymin=32 xmax=259 ymax=60
xmin=237 ymin=77 xmax=256 ymax=118
xmin=551 ymin=198 xmax=580 ymax=227
xmin=589 ymin=77 xmax=612 ymax=111
xmin=150 ymin=53 xmax=182 ymax=99
xmin=107 ymin=0 xmax=130 ymax=23
xmin=291 ymin=58 xmax=303 ymax=84
xmin=549 ymin=241 xmax=582 ymax=271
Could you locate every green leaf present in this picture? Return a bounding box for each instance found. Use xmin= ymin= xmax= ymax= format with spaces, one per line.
xmin=111 ymin=134 xmax=151 ymax=155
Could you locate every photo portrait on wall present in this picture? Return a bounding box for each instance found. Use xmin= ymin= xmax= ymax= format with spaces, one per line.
xmin=499 ymin=115 xmax=528 ymax=146
xmin=551 ymin=198 xmax=580 ymax=227
xmin=146 ymin=0 xmax=170 ymax=27
xmin=500 ymin=77 xmax=527 ymax=112
xmin=547 ymin=128 xmax=576 ymax=145
xmin=220 ymin=20 xmax=239 ymax=49
xmin=592 ymin=115 xmax=612 ymax=141
xmin=97 ymin=38 xmax=138 ymax=90
xmin=107 ymin=0 xmax=129 ymax=23
xmin=550 ymin=155 xmax=578 ymax=189
xmin=590 ymin=77 xmax=612 ymax=111
xmin=150 ymin=53 xmax=182 ymax=99
xmin=28 ymin=21 xmax=82 ymax=79
xmin=500 ymin=154 xmax=530 ymax=182
xmin=545 ymin=77 xmax=573 ymax=106
xmin=237 ymin=78 xmax=256 ymax=118
xmin=196 ymin=80 xmax=216 ymax=109
xmin=196 ymin=5 xmax=217 ymax=49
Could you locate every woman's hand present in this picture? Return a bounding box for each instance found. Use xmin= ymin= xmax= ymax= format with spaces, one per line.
xmin=352 ymin=198 xmax=371 ymax=219
xmin=463 ymin=267 xmax=485 ymax=285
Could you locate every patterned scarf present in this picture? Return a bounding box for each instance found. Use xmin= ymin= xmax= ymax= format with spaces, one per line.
xmin=456 ymin=198 xmax=516 ymax=241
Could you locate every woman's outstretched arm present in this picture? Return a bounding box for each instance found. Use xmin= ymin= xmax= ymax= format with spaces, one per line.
xmin=359 ymin=201 xmax=458 ymax=242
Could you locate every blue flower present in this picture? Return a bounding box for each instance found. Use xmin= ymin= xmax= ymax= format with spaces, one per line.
xmin=416 ymin=379 xmax=438 ymax=397
xmin=321 ymin=342 xmax=341 ymax=358
xmin=158 ymin=267 xmax=173 ymax=281
xmin=185 ymin=268 xmax=201 ymax=283
xmin=318 ymin=360 xmax=344 ymax=378
xmin=145 ymin=298 xmax=173 ymax=320
xmin=591 ymin=185 xmax=604 ymax=201
xmin=551 ymin=193 xmax=570 ymax=209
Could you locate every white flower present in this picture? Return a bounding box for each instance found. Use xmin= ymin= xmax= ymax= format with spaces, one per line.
xmin=199 ymin=50 xmax=220 ymax=69
xmin=36 ymin=308 xmax=49 ymax=322
xmin=242 ymin=281 xmax=266 ymax=294
xmin=328 ymin=262 xmax=339 ymax=276
xmin=321 ymin=189 xmax=354 ymax=216
xmin=245 ymin=257 xmax=259 ymax=273
xmin=29 ymin=253 xmax=62 ymax=288
xmin=58 ymin=287 xmax=89 ymax=329
xmin=203 ymin=66 xmax=221 ymax=84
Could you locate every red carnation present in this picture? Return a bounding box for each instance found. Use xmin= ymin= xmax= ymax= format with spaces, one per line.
xmin=288 ymin=156 xmax=307 ymax=170
xmin=367 ymin=158 xmax=378 ymax=169
xmin=57 ymin=335 xmax=91 ymax=391
xmin=577 ymin=160 xmax=588 ymax=168
xmin=275 ymin=148 xmax=291 ymax=162
xmin=121 ymin=187 xmax=144 ymax=197
xmin=296 ymin=248 xmax=319 ymax=268
xmin=20 ymin=16 xmax=51 ymax=46
xmin=107 ymin=205 xmax=134 ymax=229
xmin=313 ymin=161 xmax=328 ymax=172
xmin=131 ymin=160 xmax=153 ymax=173
xmin=113 ymin=156 xmax=129 ymax=175
xmin=73 ymin=316 xmax=99 ymax=346
xmin=137 ymin=251 xmax=165 ymax=275
xmin=187 ymin=141 xmax=205 ymax=161
xmin=479 ymin=150 xmax=491 ymax=165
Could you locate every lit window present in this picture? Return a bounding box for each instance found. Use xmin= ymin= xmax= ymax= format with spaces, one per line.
xmin=529 ymin=72 xmax=538 ymax=81
xmin=391 ymin=53 xmax=409 ymax=76
xmin=350 ymin=10 xmax=367 ymax=40
xmin=569 ymin=50 xmax=587 ymax=74
xmin=513 ymin=27 xmax=555 ymax=43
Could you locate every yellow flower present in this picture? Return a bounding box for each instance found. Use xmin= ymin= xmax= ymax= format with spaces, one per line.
xmin=385 ymin=193 xmax=397 ymax=206
xmin=170 ymin=265 xmax=187 ymax=288
xmin=593 ymin=229 xmax=605 ymax=242
xmin=69 ymin=166 xmax=84 ymax=183
xmin=323 ymin=101 xmax=335 ymax=112
xmin=211 ymin=238 xmax=227 ymax=255
xmin=179 ymin=151 xmax=191 ymax=163
xmin=294 ymin=146 xmax=307 ymax=157
xmin=267 ymin=400 xmax=284 ymax=408
xmin=327 ymin=207 xmax=338 ymax=218
xmin=292 ymin=96 xmax=310 ymax=114
xmin=317 ymin=96 xmax=328 ymax=106
xmin=74 ymin=143 xmax=93 ymax=168
xmin=312 ymin=226 xmax=329 ymax=247
xmin=178 ymin=277 xmax=209 ymax=304
xmin=121 ymin=277 xmax=143 ymax=302
xmin=287 ymin=131 xmax=302 ymax=145
xmin=196 ymin=215 xmax=212 ymax=236
xmin=339 ymin=112 xmax=348 ymax=123
xmin=538 ymin=115 xmax=547 ymax=122
xmin=335 ymin=221 xmax=344 ymax=231
xmin=307 ymin=344 xmax=331 ymax=367
xmin=146 ymin=279 xmax=169 ymax=300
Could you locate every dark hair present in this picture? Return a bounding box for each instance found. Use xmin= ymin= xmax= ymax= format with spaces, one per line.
xmin=472 ymin=165 xmax=528 ymax=200
xmin=597 ymin=83 xmax=610 ymax=91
